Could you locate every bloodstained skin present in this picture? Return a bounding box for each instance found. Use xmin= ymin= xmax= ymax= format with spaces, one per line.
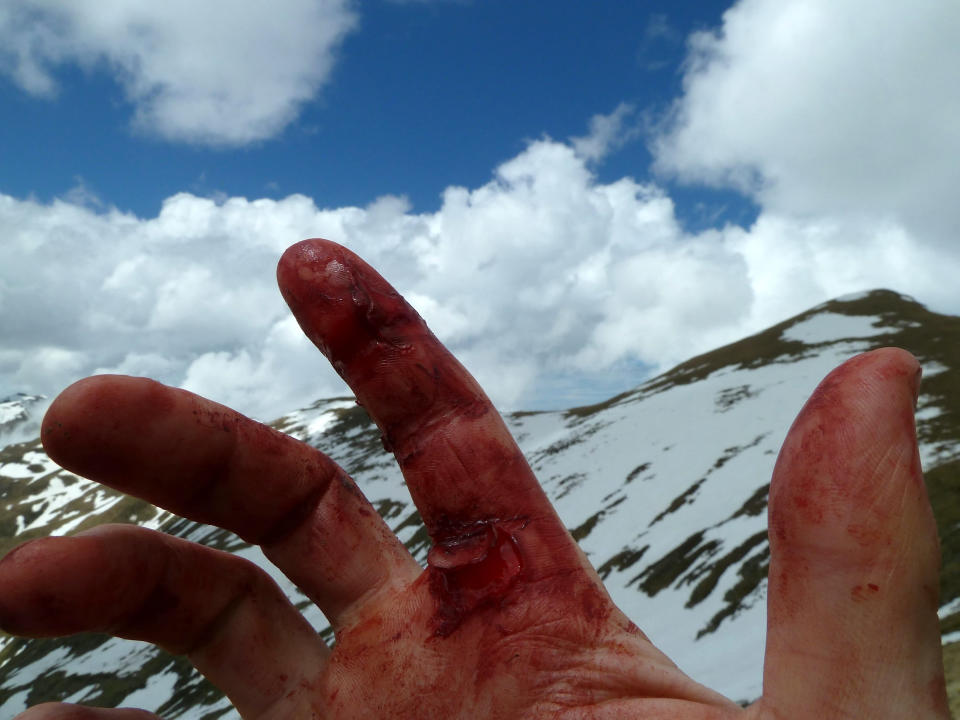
xmin=426 ymin=519 xmax=526 ymax=636
xmin=278 ymin=240 xmax=570 ymax=637
xmin=278 ymin=242 xmax=494 ymax=467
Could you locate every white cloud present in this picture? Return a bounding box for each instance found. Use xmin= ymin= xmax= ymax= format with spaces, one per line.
xmin=8 ymin=0 xmax=960 ymax=418
xmin=0 ymin=0 xmax=357 ymax=145
xmin=728 ymin=213 xmax=960 ymax=332
xmin=4 ymin=126 xmax=960 ymax=421
xmin=4 ymin=1 xmax=958 ymax=424
xmin=570 ymin=103 xmax=640 ymax=162
xmin=652 ymin=0 xmax=960 ymax=245
xmin=0 ymin=191 xmax=340 ymax=420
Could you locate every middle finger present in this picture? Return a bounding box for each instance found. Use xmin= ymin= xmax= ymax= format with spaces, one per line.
xmin=277 ymin=240 xmax=578 ymax=564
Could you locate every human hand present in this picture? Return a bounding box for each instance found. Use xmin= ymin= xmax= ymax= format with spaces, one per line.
xmin=0 ymin=239 xmax=948 ymax=719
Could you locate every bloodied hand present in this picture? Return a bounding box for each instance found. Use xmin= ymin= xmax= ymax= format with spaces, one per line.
xmin=0 ymin=239 xmax=949 ymax=719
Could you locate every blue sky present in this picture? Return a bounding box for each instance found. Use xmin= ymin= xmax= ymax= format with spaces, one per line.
xmin=1 ymin=0 xmax=959 ymax=422
xmin=0 ymin=1 xmax=751 ymax=229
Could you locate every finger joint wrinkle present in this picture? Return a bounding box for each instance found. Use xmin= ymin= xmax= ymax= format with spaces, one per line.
xmin=255 ymin=462 xmax=343 ymax=547
xmin=183 ymin=583 xmax=254 ymax=657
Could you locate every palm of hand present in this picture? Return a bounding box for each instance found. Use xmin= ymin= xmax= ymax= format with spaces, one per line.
xmin=0 ymin=240 xmax=949 ymax=720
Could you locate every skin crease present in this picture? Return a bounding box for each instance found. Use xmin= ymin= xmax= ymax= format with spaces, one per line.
xmin=0 ymin=238 xmax=948 ymax=719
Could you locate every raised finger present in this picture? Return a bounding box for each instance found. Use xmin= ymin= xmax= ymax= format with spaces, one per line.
xmin=40 ymin=375 xmax=420 ymax=629
xmin=277 ymin=239 xmax=576 ymax=564
xmin=0 ymin=525 xmax=327 ymax=719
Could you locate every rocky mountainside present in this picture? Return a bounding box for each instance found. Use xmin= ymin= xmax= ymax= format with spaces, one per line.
xmin=2 ymin=289 xmax=959 ymax=717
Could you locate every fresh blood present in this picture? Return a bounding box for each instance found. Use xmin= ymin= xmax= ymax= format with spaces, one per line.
xmin=427 ymin=521 xmax=524 ymax=636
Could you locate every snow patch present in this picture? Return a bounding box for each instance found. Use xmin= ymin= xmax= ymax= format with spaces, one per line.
xmin=916 ymin=402 xmax=943 ymax=423
xmin=833 ymin=290 xmax=877 ymax=303
xmin=939 ymin=596 xmax=960 ymax=619
xmin=0 ymin=690 xmax=30 ymax=718
xmin=306 ymin=411 xmax=340 ymax=436
xmin=922 ymin=361 xmax=950 ymax=378
xmin=0 ymin=403 xmax=25 ymax=425
xmin=0 ymin=462 xmax=35 ymax=479
xmin=15 ymin=473 xmax=97 ymax=534
xmin=119 ymin=670 xmax=184 ymax=710
xmin=781 ymin=313 xmax=894 ymax=344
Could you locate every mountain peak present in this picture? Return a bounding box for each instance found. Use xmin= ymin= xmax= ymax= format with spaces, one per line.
xmin=636 ymin=288 xmax=952 ymax=394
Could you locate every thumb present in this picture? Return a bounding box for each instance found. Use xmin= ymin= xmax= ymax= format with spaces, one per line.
xmin=759 ymin=348 xmax=948 ymax=719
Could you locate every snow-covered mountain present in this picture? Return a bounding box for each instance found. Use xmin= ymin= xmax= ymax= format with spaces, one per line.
xmin=0 ymin=394 xmax=47 ymax=448
xmin=2 ymin=289 xmax=959 ymax=717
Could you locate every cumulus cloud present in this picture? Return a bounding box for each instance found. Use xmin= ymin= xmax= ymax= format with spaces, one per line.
xmin=652 ymin=0 xmax=960 ymax=244
xmin=0 ymin=0 xmax=357 ymax=144
xmin=4 ymin=128 xmax=960 ymax=421
xmin=3 ymin=1 xmax=959 ymax=423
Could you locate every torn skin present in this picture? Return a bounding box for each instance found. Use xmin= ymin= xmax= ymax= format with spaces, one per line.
xmin=427 ymin=519 xmax=526 ymax=637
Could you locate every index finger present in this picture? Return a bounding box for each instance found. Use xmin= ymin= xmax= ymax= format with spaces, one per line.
xmin=277 ymin=239 xmax=564 ymax=544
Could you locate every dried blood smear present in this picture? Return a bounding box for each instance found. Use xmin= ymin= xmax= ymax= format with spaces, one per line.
xmin=427 ymin=522 xmax=523 ymax=636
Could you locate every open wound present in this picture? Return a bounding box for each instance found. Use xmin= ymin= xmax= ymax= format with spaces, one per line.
xmin=427 ymin=520 xmax=525 ymax=636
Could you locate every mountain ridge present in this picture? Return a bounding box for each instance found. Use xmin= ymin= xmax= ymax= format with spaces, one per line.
xmin=2 ymin=288 xmax=959 ymax=716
